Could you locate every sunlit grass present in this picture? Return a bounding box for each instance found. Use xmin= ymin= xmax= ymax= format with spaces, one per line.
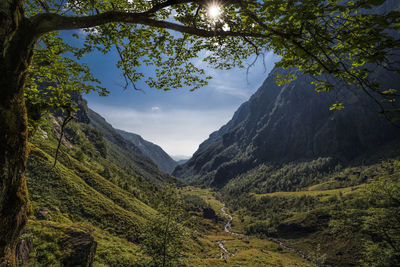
xmin=251 ymin=185 xmax=363 ymax=200
xmin=182 ymin=187 xmax=315 ymax=267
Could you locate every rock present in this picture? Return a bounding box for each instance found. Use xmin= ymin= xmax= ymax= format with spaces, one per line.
xmin=174 ymin=64 xmax=400 ymax=187
xmin=35 ymin=207 xmax=49 ymax=220
xmin=16 ymin=231 xmax=33 ymax=266
xmin=60 ymin=228 xmax=97 ymax=267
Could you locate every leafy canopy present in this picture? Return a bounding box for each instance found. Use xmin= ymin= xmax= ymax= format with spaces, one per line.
xmin=24 ymin=0 xmax=400 ymax=124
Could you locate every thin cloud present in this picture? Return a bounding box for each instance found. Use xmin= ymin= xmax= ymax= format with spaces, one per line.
xmin=89 ymin=103 xmax=234 ymax=158
xmin=193 ymin=51 xmax=279 ymax=100
xmin=212 ymin=82 xmax=251 ymax=99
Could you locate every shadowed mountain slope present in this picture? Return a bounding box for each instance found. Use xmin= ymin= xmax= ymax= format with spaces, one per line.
xmin=173 ymin=67 xmax=400 ymax=188
xmin=117 ymin=129 xmax=177 ymax=174
xmin=88 ymin=108 xmax=170 ymax=184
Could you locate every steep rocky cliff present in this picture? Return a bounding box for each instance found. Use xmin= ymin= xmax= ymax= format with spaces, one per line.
xmin=173 ymin=67 xmax=400 ymax=187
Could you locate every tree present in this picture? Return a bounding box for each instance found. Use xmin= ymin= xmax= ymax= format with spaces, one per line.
xmin=1 ymin=0 xmax=400 ymax=265
xmin=140 ymin=183 xmax=188 ymax=267
xmin=361 ymin=161 xmax=400 ymax=266
xmin=329 ymin=160 xmax=400 ymax=266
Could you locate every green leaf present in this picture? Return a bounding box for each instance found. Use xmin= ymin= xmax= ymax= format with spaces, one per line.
xmin=330 ymin=103 xmax=344 ymax=111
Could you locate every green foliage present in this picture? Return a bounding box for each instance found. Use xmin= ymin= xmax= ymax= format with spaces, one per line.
xmin=360 ymin=161 xmax=400 ymax=266
xmin=25 ymin=31 xmax=108 ymax=133
xmin=24 ymin=114 xmax=176 ymax=265
xmin=27 ymin=224 xmax=66 ymax=266
xmin=222 ymin=157 xmax=336 ymax=196
xmin=182 ymin=194 xmax=210 ymax=212
xmin=219 ymin=158 xmax=400 ymax=266
xmin=65 ymin=121 xmax=107 ymax=158
xmin=329 ymin=103 xmax=344 ymax=111
xmin=140 ymin=184 xmax=189 ymax=267
xmin=275 ymin=73 xmax=297 ymax=86
xmin=23 ymin=219 xmax=147 ymax=267
xmin=245 ymin=221 xmax=277 ymax=238
xmin=22 ymin=0 xmax=400 ymax=124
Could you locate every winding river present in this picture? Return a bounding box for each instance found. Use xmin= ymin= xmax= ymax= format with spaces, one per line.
xmin=216 ymin=205 xmax=247 ymax=259
xmin=216 ymin=204 xmax=328 ymax=266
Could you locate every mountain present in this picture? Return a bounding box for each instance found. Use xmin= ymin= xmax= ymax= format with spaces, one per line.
xmin=24 ymin=98 xmax=169 ymax=265
xmin=173 ymin=66 xmax=400 ymax=187
xmin=87 ymin=108 xmax=172 ymax=184
xmin=177 ymin=159 xmax=189 ymax=165
xmin=21 ymin=96 xmax=312 ymax=266
xmin=116 ymin=129 xmax=178 ymax=174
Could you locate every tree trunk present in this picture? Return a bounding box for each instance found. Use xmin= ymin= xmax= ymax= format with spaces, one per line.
xmin=0 ymin=1 xmax=36 ymax=266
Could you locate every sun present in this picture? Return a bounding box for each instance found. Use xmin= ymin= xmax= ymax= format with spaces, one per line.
xmin=207 ymin=3 xmax=222 ymax=20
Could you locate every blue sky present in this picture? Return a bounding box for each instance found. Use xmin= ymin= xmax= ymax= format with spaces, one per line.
xmin=63 ymin=31 xmax=279 ymax=160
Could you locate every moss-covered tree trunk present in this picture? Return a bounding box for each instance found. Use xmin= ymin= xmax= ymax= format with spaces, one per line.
xmin=0 ymin=1 xmax=36 ymax=266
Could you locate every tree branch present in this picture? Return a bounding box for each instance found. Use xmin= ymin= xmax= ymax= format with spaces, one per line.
xmin=31 ymin=10 xmax=271 ymax=39
xmin=144 ymin=0 xmax=200 ymax=15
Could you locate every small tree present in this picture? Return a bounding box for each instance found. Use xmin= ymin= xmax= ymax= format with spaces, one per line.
xmin=329 ymin=160 xmax=400 ymax=266
xmin=141 ymin=184 xmax=188 ymax=267
xmin=361 ymin=161 xmax=400 ymax=266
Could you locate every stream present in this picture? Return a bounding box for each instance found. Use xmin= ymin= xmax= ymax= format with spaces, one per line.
xmin=216 ymin=204 xmax=329 ymax=266
xmin=216 ymin=205 xmax=247 ymax=259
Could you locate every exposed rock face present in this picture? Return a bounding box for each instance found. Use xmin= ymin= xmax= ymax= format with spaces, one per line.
xmin=16 ymin=232 xmax=33 ymax=266
xmin=117 ymin=129 xmax=177 ymax=174
xmin=60 ymin=229 xmax=97 ymax=267
xmin=173 ymin=67 xmax=400 ymax=187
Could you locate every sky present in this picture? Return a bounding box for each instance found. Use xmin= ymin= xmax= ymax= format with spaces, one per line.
xmin=62 ymin=31 xmax=279 ymax=160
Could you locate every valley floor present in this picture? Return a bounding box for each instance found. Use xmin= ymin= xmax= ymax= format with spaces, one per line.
xmin=182 ymin=187 xmax=314 ymax=267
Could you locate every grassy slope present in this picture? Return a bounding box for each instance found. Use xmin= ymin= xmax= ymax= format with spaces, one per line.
xmin=24 ymin=117 xmax=162 ymax=266
xmin=252 ymin=185 xmax=363 ymax=199
xmin=181 ymin=187 xmax=314 ymax=267
xmin=219 ymin=158 xmax=400 ymax=266
xmin=24 ymin=116 xmax=313 ymax=266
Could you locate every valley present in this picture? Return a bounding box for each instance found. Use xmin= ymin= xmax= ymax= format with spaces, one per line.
xmin=16 ymin=60 xmax=400 ymax=267
xmin=19 ymin=102 xmax=317 ymax=266
xmin=9 ymin=87 xmax=400 ymax=267
xmin=180 ymin=187 xmax=314 ymax=267
xmin=13 ymin=61 xmax=400 ymax=266
xmin=2 ymin=1 xmax=400 ymax=266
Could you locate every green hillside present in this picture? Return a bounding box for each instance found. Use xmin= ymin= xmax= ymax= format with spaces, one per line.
xmin=23 ymin=114 xmax=161 ymax=265
xmin=219 ymin=159 xmax=400 ymax=266
xmin=20 ymin=111 xmax=311 ymax=267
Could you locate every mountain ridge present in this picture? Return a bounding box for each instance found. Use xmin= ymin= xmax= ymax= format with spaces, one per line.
xmin=116 ymin=129 xmax=178 ymax=174
xmin=173 ymin=66 xmax=400 ymax=187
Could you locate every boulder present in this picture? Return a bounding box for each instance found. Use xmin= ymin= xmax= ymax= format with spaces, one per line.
xmin=60 ymin=228 xmax=97 ymax=267
xmin=16 ymin=232 xmax=33 ymax=266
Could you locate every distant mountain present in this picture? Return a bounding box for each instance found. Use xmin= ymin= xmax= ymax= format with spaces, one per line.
xmin=116 ymin=129 xmax=178 ymax=174
xmin=173 ymin=66 xmax=400 ymax=187
xmin=176 ymin=159 xmax=188 ymax=165
xmin=88 ymin=108 xmax=171 ymax=184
